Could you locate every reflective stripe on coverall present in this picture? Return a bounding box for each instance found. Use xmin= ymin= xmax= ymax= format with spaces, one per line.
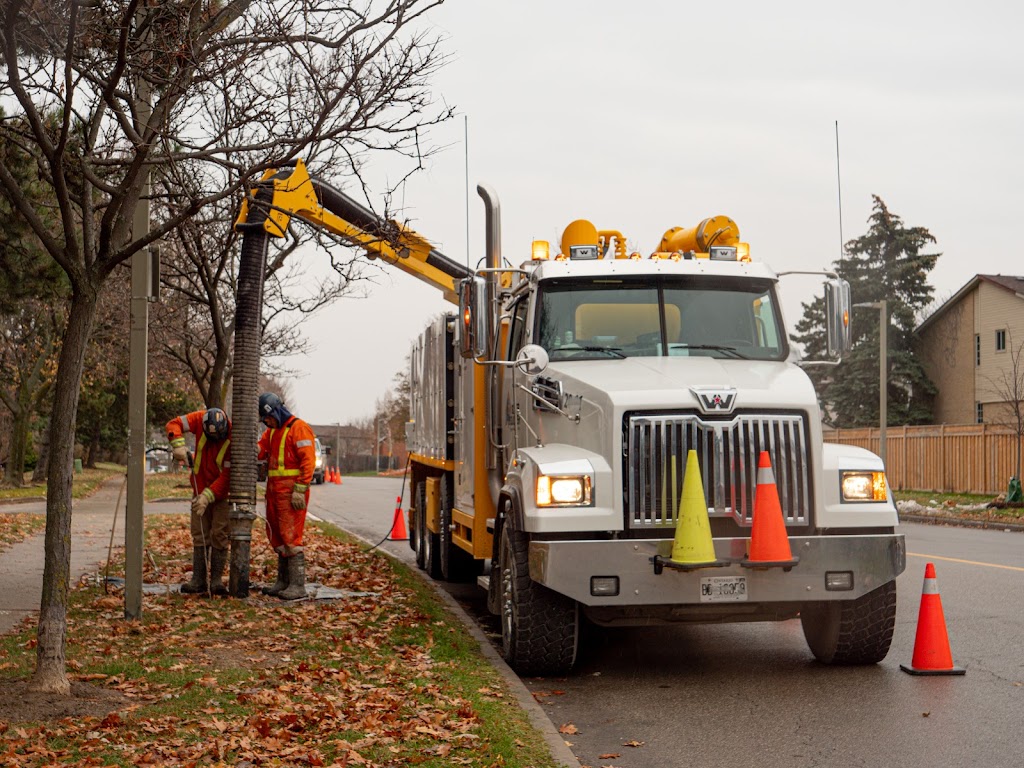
xmin=165 ymin=411 xmax=232 ymax=549
xmin=257 ymin=415 xmax=316 ymax=555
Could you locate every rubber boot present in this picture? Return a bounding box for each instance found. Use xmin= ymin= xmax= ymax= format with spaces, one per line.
xmin=180 ymin=547 xmax=208 ymax=594
xmin=209 ymin=548 xmax=228 ymax=596
xmin=278 ymin=552 xmax=307 ymax=601
xmin=262 ymin=554 xmax=288 ymax=596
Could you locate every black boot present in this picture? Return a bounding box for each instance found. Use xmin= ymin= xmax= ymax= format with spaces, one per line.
xmin=180 ymin=547 xmax=208 ymax=594
xmin=262 ymin=554 xmax=288 ymax=596
xmin=278 ymin=552 xmax=307 ymax=601
xmin=209 ymin=548 xmax=228 ymax=596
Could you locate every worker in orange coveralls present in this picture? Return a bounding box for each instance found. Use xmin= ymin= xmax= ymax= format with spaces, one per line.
xmin=257 ymin=392 xmax=316 ymax=600
xmin=166 ymin=408 xmax=232 ymax=596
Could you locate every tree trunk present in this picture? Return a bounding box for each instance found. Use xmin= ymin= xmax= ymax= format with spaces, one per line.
xmin=4 ymin=404 xmax=29 ymax=488
xmin=31 ymin=414 xmax=50 ymax=483
xmin=29 ymin=286 xmax=99 ymax=696
xmin=86 ymin=424 xmax=101 ymax=469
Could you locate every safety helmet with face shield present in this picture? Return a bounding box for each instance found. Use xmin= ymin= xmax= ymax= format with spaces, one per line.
xmin=202 ymin=407 xmax=230 ymax=441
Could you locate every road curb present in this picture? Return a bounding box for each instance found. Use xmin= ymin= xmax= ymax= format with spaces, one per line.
xmin=899 ymin=513 xmax=1024 ymax=532
xmin=331 ymin=520 xmax=580 ymax=768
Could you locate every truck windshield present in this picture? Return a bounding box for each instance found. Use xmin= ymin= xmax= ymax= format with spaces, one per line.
xmin=536 ymin=276 xmax=787 ymax=361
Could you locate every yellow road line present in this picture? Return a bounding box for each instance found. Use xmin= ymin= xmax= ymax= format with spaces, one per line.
xmin=907 ymin=552 xmax=1024 ymax=573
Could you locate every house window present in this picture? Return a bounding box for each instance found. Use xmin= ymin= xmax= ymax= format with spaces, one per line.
xmin=976 ymin=402 xmax=984 ymax=424
xmin=995 ymin=329 xmax=1006 ymax=352
xmin=975 ymin=334 xmax=981 ymax=366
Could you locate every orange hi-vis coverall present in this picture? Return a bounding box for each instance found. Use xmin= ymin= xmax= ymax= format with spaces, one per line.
xmin=166 ymin=411 xmax=232 ymax=549
xmin=257 ymin=415 xmax=316 ymax=556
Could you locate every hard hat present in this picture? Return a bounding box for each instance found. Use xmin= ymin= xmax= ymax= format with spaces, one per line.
xmin=202 ymin=407 xmax=230 ymax=441
xmin=259 ymin=392 xmax=283 ymax=417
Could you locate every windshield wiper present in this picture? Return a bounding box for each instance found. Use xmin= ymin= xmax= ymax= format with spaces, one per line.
xmin=553 ymin=344 xmax=626 ymax=359
xmin=668 ymin=344 xmax=748 ymax=359
xmin=578 ymin=345 xmax=625 ymax=358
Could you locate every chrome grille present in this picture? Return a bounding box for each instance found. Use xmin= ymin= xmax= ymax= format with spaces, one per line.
xmin=625 ymin=412 xmax=810 ymax=529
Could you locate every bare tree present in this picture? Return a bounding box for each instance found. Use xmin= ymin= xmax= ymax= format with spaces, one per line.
xmin=982 ymin=331 xmax=1024 ymax=480
xmin=0 ymin=0 xmax=451 ymax=695
xmin=152 ymin=158 xmax=385 ymax=410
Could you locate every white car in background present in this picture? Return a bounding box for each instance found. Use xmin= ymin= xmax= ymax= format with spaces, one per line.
xmin=312 ymin=438 xmax=325 ymax=484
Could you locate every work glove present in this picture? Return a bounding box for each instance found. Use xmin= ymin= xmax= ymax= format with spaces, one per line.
xmin=170 ymin=438 xmax=188 ymax=464
xmin=191 ymin=487 xmax=215 ymax=516
xmin=291 ymin=483 xmax=308 ymax=511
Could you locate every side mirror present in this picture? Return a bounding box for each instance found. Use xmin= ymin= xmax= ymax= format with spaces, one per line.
xmin=516 ymin=344 xmax=549 ymax=375
xmin=825 ymin=278 xmax=852 ymax=358
xmin=458 ymin=276 xmax=488 ymax=359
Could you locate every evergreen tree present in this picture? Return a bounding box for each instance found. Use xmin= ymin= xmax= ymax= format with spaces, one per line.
xmin=793 ymin=196 xmax=940 ymax=427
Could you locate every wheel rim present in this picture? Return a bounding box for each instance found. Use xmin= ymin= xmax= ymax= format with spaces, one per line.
xmin=423 ymin=510 xmax=434 ymax=570
xmin=500 ymin=529 xmax=515 ymax=655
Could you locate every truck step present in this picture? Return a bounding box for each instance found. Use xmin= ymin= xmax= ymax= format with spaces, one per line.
xmin=477 ymin=574 xmax=490 ymax=591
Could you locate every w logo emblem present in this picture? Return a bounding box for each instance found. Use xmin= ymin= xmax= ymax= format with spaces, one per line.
xmin=691 ymin=387 xmax=737 ymax=414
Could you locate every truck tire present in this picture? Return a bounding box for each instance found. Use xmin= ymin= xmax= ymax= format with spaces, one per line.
xmin=800 ymin=581 xmax=897 ymax=665
xmin=440 ymin=473 xmax=480 ymax=582
xmin=499 ymin=513 xmax=578 ymax=676
xmin=414 ymin=481 xmax=427 ymax=570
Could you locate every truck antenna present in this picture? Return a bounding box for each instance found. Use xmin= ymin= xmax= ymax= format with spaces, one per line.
xmin=464 ymin=114 xmax=471 ymax=268
xmin=835 ymin=120 xmax=844 ymax=261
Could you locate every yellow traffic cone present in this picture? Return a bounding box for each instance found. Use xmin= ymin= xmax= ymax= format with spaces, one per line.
xmin=669 ymin=450 xmax=724 ymax=567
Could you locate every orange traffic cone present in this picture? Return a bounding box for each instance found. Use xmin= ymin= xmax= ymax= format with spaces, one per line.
xmin=326 ymin=467 xmax=334 ymax=483
xmin=334 ymin=467 xmax=342 ymax=485
xmin=901 ymin=562 xmax=965 ymax=675
xmin=742 ymin=451 xmax=799 ymax=569
xmin=387 ymin=495 xmax=408 ymax=541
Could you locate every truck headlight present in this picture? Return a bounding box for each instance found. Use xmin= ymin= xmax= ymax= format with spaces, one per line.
xmin=536 ymin=474 xmax=592 ymax=506
xmin=840 ymin=471 xmax=887 ymax=502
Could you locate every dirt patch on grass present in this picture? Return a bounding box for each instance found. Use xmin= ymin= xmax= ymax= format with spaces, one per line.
xmin=0 ymin=678 xmax=131 ymax=726
xmin=203 ymin=645 xmax=285 ymax=671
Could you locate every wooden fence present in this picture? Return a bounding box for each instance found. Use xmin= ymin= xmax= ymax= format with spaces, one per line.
xmin=825 ymin=424 xmax=1022 ymax=495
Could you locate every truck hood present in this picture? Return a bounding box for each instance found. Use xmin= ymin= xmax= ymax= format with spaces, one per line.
xmin=544 ymin=357 xmax=818 ymax=414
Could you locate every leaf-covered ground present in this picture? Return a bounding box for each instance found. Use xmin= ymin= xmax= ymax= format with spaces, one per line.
xmin=0 ymin=516 xmax=559 ymax=768
xmin=0 ymin=512 xmax=46 ymax=553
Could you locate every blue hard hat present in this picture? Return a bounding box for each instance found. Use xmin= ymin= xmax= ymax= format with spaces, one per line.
xmin=202 ymin=407 xmax=230 ymax=441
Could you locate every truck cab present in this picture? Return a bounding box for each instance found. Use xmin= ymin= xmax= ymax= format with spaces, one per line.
xmin=448 ymin=215 xmax=904 ymax=675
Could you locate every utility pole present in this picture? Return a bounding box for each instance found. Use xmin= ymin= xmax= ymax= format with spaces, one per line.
xmin=125 ymin=71 xmax=157 ymax=621
xmin=376 ymin=419 xmax=382 ymax=474
xmin=335 ymin=422 xmax=341 ymax=473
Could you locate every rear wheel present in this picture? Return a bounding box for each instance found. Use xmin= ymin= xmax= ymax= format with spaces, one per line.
xmin=414 ymin=481 xmax=427 ymax=570
xmin=440 ymin=473 xmax=481 ymax=582
xmin=499 ymin=511 xmax=578 ymax=676
xmin=801 ymin=581 xmax=897 ymax=665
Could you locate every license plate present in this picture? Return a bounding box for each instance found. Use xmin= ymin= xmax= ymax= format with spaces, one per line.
xmin=700 ymin=575 xmax=748 ymax=602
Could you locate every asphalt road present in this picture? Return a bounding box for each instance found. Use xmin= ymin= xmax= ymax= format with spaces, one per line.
xmin=309 ymin=476 xmax=1024 ymax=768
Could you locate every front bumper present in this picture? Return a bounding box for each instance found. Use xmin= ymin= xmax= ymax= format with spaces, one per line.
xmin=529 ymin=534 xmax=905 ymax=606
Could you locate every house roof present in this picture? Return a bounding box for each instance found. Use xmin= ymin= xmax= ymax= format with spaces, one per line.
xmin=916 ymin=274 xmax=1024 ymax=334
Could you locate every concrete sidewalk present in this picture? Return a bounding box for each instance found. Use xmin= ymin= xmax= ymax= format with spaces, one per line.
xmin=0 ymin=478 xmax=190 ymax=636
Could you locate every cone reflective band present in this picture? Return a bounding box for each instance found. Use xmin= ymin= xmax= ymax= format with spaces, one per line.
xmin=900 ymin=562 xmax=965 ymax=676
xmin=743 ymin=451 xmax=799 ymax=569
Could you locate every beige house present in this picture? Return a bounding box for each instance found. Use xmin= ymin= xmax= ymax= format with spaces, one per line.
xmin=917 ymin=274 xmax=1024 ymax=425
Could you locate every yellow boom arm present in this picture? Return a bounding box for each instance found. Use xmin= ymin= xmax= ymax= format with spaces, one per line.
xmin=235 ymin=159 xmax=469 ymax=303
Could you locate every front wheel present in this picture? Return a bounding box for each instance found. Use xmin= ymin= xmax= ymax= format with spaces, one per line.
xmin=800 ymin=581 xmax=897 ymax=665
xmin=499 ymin=512 xmax=578 ymax=676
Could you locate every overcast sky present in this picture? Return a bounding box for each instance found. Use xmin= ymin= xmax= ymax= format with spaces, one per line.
xmin=282 ymin=0 xmax=1024 ymax=427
